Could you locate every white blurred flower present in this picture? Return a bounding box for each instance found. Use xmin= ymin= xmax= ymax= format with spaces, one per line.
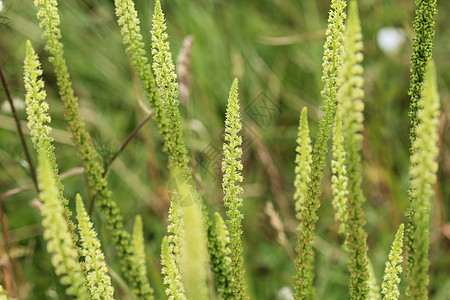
xmin=377 ymin=27 xmax=405 ymax=55
xmin=2 ymin=98 xmax=25 ymax=114
xmin=0 ymin=1 xmax=3 ymax=12
xmin=277 ymin=286 xmax=294 ymax=300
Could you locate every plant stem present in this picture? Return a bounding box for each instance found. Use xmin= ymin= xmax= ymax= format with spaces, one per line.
xmin=89 ymin=111 xmax=154 ymax=214
xmin=0 ymin=66 xmax=38 ymax=191
xmin=104 ymin=110 xmax=154 ymax=176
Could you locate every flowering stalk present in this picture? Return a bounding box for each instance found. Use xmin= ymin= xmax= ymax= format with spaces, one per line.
xmin=161 ymin=185 xmax=186 ymax=299
xmin=151 ymin=0 xmax=191 ymax=182
xmin=222 ymin=78 xmax=248 ymax=299
xmin=33 ymin=1 xmax=153 ymax=296
xmin=381 ymin=224 xmax=404 ymax=300
xmin=23 ymin=40 xmax=77 ymax=243
xmin=405 ymin=0 xmax=438 ymax=297
xmin=129 ymin=215 xmax=154 ymax=298
xmin=405 ymin=61 xmax=440 ymax=299
xmin=208 ymin=212 xmax=234 ymax=299
xmin=331 ymin=112 xmax=349 ymax=234
xmin=336 ymin=1 xmax=370 ymax=298
xmin=294 ymin=0 xmax=346 ymax=298
xmin=113 ymin=0 xmax=160 ymax=124
xmin=407 ymin=0 xmax=437 ymax=140
xmin=76 ymin=195 xmax=115 ymax=300
xmin=161 ymin=235 xmax=187 ymax=300
xmin=293 ymin=107 xmax=312 ymax=223
xmin=37 ymin=152 xmax=90 ymax=299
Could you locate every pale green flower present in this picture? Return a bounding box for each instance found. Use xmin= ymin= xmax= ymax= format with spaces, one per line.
xmin=294 ymin=0 xmax=346 ymax=298
xmin=381 ymin=224 xmax=404 ymax=300
xmin=293 ymin=107 xmax=312 ymax=222
xmin=151 ymin=0 xmax=191 ymax=181
xmin=208 ymin=212 xmax=234 ymax=299
xmin=222 ymin=78 xmax=248 ymax=299
xmin=405 ymin=61 xmax=440 ymax=299
xmin=129 ymin=215 xmax=154 ymax=298
xmin=331 ymin=112 xmax=348 ymax=234
xmin=76 ymin=195 xmax=115 ymax=300
xmin=34 ymin=1 xmax=152 ymax=294
xmin=37 ymin=152 xmax=90 ymax=299
xmin=161 ymin=235 xmax=187 ymax=300
xmin=23 ymin=40 xmax=77 ymax=240
xmin=336 ymin=1 xmax=370 ymax=298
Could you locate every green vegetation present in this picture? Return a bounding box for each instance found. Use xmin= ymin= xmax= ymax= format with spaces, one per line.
xmin=0 ymin=0 xmax=448 ymax=299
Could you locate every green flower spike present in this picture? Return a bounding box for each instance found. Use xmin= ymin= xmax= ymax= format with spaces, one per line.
xmin=293 ymin=107 xmax=312 ymax=222
xmin=336 ymin=1 xmax=370 ymax=298
xmin=161 ymin=184 xmax=186 ymax=299
xmin=161 ymin=236 xmax=187 ymax=300
xmin=76 ymin=195 xmax=115 ymax=300
xmin=331 ymin=112 xmax=348 ymax=234
xmin=130 ymin=215 xmax=154 ymax=299
xmin=381 ymin=224 xmax=404 ymax=300
xmin=405 ymin=61 xmax=440 ymax=299
xmin=408 ymin=0 xmax=437 ymax=140
xmin=293 ymin=0 xmax=346 ymax=298
xmin=114 ymin=0 xmax=158 ymax=114
xmin=34 ymin=2 xmax=153 ymax=295
xmin=208 ymin=212 xmax=234 ymax=299
xmin=222 ymin=78 xmax=248 ymax=299
xmin=151 ymin=0 xmax=191 ymax=181
xmin=37 ymin=152 xmax=90 ymax=299
xmin=23 ymin=40 xmax=78 ymax=243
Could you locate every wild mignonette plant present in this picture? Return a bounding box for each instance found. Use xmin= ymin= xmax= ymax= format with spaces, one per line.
xmin=381 ymin=224 xmax=404 ymax=300
xmin=0 ymin=0 xmax=443 ymax=299
xmin=405 ymin=61 xmax=440 ymax=300
xmin=293 ymin=0 xmax=346 ymax=298
xmin=33 ymin=1 xmax=154 ymax=297
xmin=221 ymin=78 xmax=248 ymax=299
xmin=334 ymin=1 xmax=370 ymax=298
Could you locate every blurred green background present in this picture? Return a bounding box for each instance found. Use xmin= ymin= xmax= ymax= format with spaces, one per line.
xmin=0 ymin=0 xmax=449 ymax=299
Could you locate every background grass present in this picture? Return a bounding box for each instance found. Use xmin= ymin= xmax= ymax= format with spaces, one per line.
xmin=0 ymin=0 xmax=449 ymax=299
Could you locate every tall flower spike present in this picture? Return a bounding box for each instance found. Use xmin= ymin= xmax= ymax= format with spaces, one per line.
xmin=76 ymin=195 xmax=115 ymax=300
xmin=160 ymin=236 xmax=187 ymax=300
xmin=336 ymin=1 xmax=370 ymax=298
xmin=130 ymin=215 xmax=154 ymax=298
xmin=151 ymin=0 xmax=191 ymax=182
xmin=293 ymin=107 xmax=312 ymax=222
xmin=37 ymin=152 xmax=90 ymax=299
xmin=222 ymin=78 xmax=248 ymax=299
xmin=113 ymin=0 xmax=160 ymax=122
xmin=34 ymin=2 xmax=153 ymax=295
xmin=331 ymin=111 xmax=348 ymax=235
xmin=381 ymin=224 xmax=404 ymax=300
xmin=405 ymin=61 xmax=440 ymax=299
xmin=208 ymin=212 xmax=234 ymax=299
xmin=161 ymin=174 xmax=186 ymax=300
xmin=23 ymin=40 xmax=77 ymax=242
xmin=294 ymin=0 xmax=346 ymax=298
xmin=408 ymin=0 xmax=437 ymax=140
